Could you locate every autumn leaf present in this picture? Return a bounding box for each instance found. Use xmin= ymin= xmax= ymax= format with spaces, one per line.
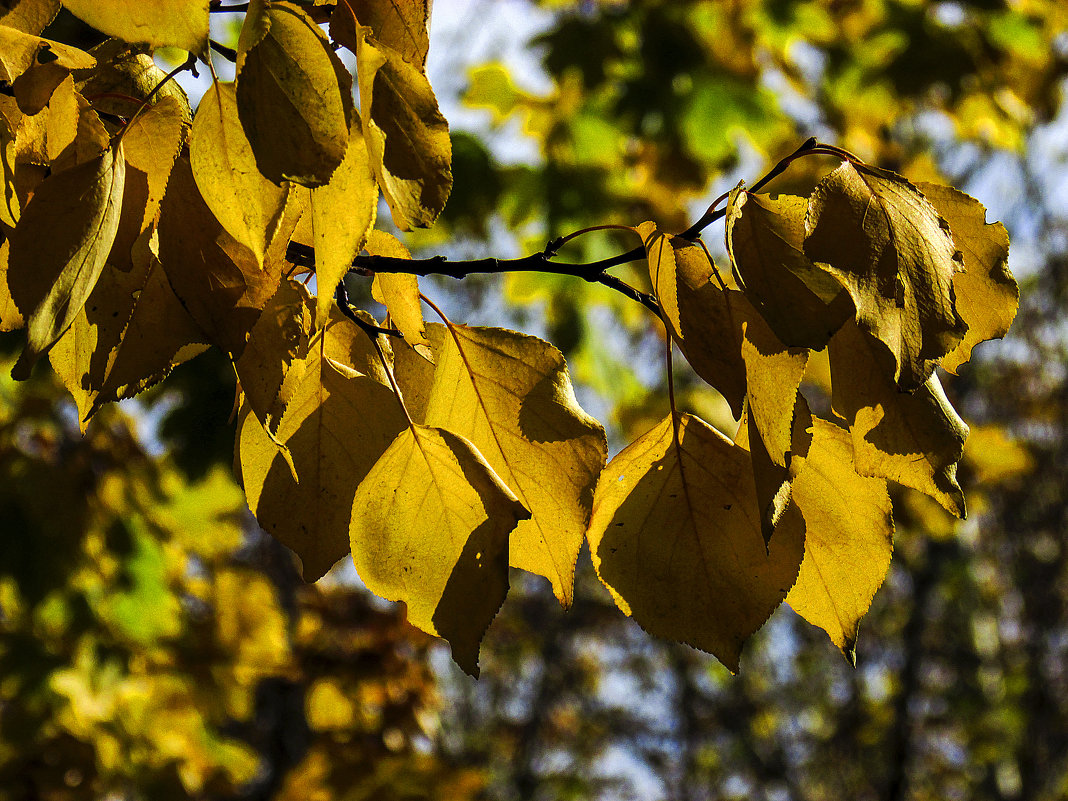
xmin=805 ymin=161 xmax=967 ymax=390
xmin=0 ymin=0 xmax=60 ymax=35
xmin=725 ymin=188 xmax=851 ymax=349
xmin=77 ymin=40 xmax=192 ymax=122
xmin=310 ymin=119 xmax=377 ymax=326
xmin=782 ymin=411 xmax=894 ymax=661
xmin=412 ymin=324 xmax=606 ymax=608
xmin=236 ymin=0 xmax=354 ymax=187
xmin=350 ymin=424 xmax=529 ymax=676
xmin=0 ymin=109 xmax=17 ymax=228
xmin=368 ymin=230 xmax=430 ymax=354
xmin=916 ymin=182 xmax=1017 ymax=374
xmin=11 ymin=73 xmax=79 ymax=167
xmin=830 ymin=319 xmax=968 ymax=517
xmin=0 ymin=25 xmax=94 ymax=83
xmin=355 ymin=30 xmax=452 ymax=230
xmin=8 ymin=141 xmax=125 ymax=379
xmin=237 ymin=308 xmax=407 ymax=581
xmin=191 ymin=81 xmax=288 ymax=268
xmin=587 ymin=413 xmax=804 ymax=671
xmin=0 ymin=238 xmax=22 ymax=332
xmin=157 ymin=153 xmax=283 ymax=356
xmin=332 ymin=0 xmax=431 ymax=71
xmin=60 ymin=0 xmax=209 ymax=54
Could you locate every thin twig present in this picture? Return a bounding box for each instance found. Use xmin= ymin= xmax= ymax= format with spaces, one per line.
xmin=334 ymin=282 xmax=404 ymax=339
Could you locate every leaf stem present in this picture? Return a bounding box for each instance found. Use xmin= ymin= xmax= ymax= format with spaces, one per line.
xmin=116 ymin=52 xmax=198 ymax=142
xmin=334 ymin=282 xmax=404 ymax=339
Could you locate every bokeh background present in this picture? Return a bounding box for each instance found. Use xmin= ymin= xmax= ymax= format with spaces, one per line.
xmin=2 ymin=1 xmax=1067 ymax=799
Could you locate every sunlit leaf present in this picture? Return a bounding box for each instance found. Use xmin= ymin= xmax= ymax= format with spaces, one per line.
xmin=0 ymin=0 xmax=60 ymax=35
xmin=0 ymin=25 xmax=94 ymax=83
xmin=236 ymin=0 xmax=354 ymax=186
xmin=0 ymin=108 xmax=17 ymax=228
xmin=830 ymin=319 xmax=968 ymax=517
xmin=351 ymin=423 xmax=528 ymax=675
xmin=60 ymin=0 xmax=210 ymax=53
xmin=332 ymin=0 xmax=431 ymax=71
xmin=191 ymin=81 xmax=287 ymax=268
xmin=805 ymin=161 xmax=967 ymax=390
xmin=310 ymin=119 xmax=377 ymax=326
xmin=77 ymin=40 xmax=192 ymax=122
xmin=588 ymin=413 xmax=804 ymax=671
xmin=411 ymin=324 xmax=607 ymax=607
xmin=916 ymin=182 xmax=1017 ymax=374
xmin=368 ymin=230 xmax=430 ymax=354
xmin=9 ymin=141 xmax=124 ymax=378
xmin=782 ymin=412 xmax=894 ymax=661
xmin=355 ymin=30 xmax=452 ymax=230
xmin=725 ymin=188 xmax=851 ymax=349
xmin=237 ymin=308 xmax=407 ymax=581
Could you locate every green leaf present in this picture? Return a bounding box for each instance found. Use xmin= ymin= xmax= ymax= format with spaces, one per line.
xmin=9 ymin=141 xmax=125 ymax=378
xmin=236 ymin=1 xmax=354 ymax=187
xmin=351 ymin=423 xmax=529 ymax=676
xmin=355 ymin=30 xmax=452 ymax=230
xmin=805 ymin=161 xmax=967 ymax=390
xmin=587 ymin=413 xmax=804 ymax=672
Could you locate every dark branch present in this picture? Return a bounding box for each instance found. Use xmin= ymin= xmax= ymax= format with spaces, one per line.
xmin=334 ymin=282 xmax=404 ymax=339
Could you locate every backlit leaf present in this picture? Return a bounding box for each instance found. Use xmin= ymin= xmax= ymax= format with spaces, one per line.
xmin=11 ymin=72 xmax=79 ymax=166
xmin=0 ymin=0 xmax=60 ymax=35
xmin=0 ymin=109 xmax=17 ymax=228
xmin=0 ymin=25 xmax=94 ymax=83
xmin=60 ymin=0 xmax=210 ymax=53
xmin=783 ymin=413 xmax=894 ymax=661
xmin=916 ymin=182 xmax=1017 ymax=374
xmin=332 ymin=0 xmax=431 ymax=71
xmin=725 ymin=188 xmax=851 ymax=349
xmin=350 ymin=424 xmax=528 ymax=676
xmin=310 ymin=119 xmax=377 ymax=326
xmin=355 ymin=30 xmax=452 ymax=230
xmin=191 ymin=81 xmax=287 ymax=268
xmin=236 ymin=1 xmax=354 ymax=186
xmin=9 ymin=141 xmax=125 ymax=378
xmin=237 ymin=308 xmax=408 ymax=581
xmin=368 ymin=230 xmax=430 ymax=354
xmin=76 ymin=41 xmax=192 ymax=122
xmin=805 ymin=161 xmax=967 ymax=390
xmin=587 ymin=413 xmax=804 ymax=671
xmin=0 ymin=238 xmax=22 ymax=331
xmin=418 ymin=324 xmax=607 ymax=607
xmin=830 ymin=319 xmax=968 ymax=517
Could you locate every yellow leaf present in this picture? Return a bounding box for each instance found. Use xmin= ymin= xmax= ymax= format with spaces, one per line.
xmin=191 ymin=81 xmax=287 ymax=268
xmin=237 ymin=308 xmax=408 ymax=581
xmin=783 ymin=415 xmax=894 ymax=661
xmin=0 ymin=238 xmax=22 ymax=332
xmin=805 ymin=161 xmax=967 ymax=390
xmin=60 ymin=0 xmax=210 ymax=54
xmin=350 ymin=423 xmax=528 ymax=676
xmin=725 ymin=188 xmax=852 ymax=349
xmin=391 ymin=320 xmax=445 ymax=423
xmin=0 ymin=25 xmax=94 ymax=83
xmin=311 ymin=119 xmax=377 ymax=326
xmin=236 ymin=1 xmax=354 ymax=186
xmin=830 ymin=319 xmax=968 ymax=517
xmin=12 ymin=72 xmax=78 ymax=166
xmin=587 ymin=413 xmax=804 ymax=671
xmin=0 ymin=0 xmax=61 ymax=35
xmin=639 ymin=221 xmax=747 ymax=417
xmin=368 ymin=230 xmax=431 ymax=353
xmin=0 ymin=108 xmax=17 ymax=228
xmin=157 ymin=153 xmax=283 ymax=355
xmin=233 ymin=278 xmax=311 ymax=435
xmin=916 ymin=182 xmax=1017 ymax=374
xmin=332 ymin=0 xmax=431 ymax=71
xmin=78 ymin=41 xmax=192 ymax=122
xmin=9 ymin=141 xmax=125 ymax=378
xmin=419 ymin=324 xmax=607 ymax=607
xmin=355 ymin=30 xmax=452 ymax=230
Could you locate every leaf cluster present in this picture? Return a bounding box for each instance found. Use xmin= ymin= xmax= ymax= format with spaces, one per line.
xmin=0 ymin=0 xmax=1018 ymax=674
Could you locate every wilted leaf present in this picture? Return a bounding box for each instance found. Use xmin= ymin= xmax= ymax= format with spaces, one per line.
xmin=805 ymin=161 xmax=967 ymax=390
xmin=351 ymin=423 xmax=528 ymax=675
xmin=157 ymin=153 xmax=283 ymax=355
xmin=415 ymin=324 xmax=606 ymax=607
xmin=588 ymin=413 xmax=804 ymax=671
xmin=725 ymin=188 xmax=851 ymax=349
xmin=368 ymin=230 xmax=430 ymax=354
xmin=191 ymin=81 xmax=287 ymax=268
xmin=237 ymin=308 xmax=407 ymax=581
xmin=9 ymin=141 xmax=125 ymax=378
xmin=830 ymin=319 xmax=968 ymax=517
xmin=236 ymin=1 xmax=354 ymax=186
xmin=60 ymin=0 xmax=210 ymax=53
xmin=0 ymin=0 xmax=60 ymax=35
xmin=310 ymin=118 xmax=377 ymax=325
xmin=782 ymin=413 xmax=894 ymax=661
xmin=916 ymin=182 xmax=1017 ymax=373
xmin=332 ymin=0 xmax=431 ymax=70
xmin=355 ymin=30 xmax=452 ymax=230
